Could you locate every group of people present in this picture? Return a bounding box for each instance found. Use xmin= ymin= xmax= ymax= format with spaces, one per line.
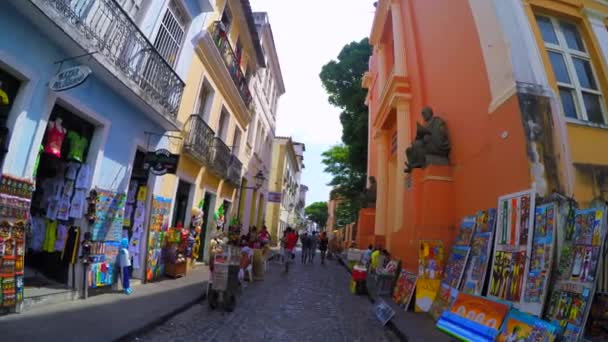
xmin=299 ymin=231 xmax=329 ymax=265
xmin=238 ymin=225 xmax=271 ymax=249
xmin=361 ymin=244 xmax=393 ymax=271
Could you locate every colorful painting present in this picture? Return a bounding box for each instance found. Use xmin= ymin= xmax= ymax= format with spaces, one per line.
xmin=522 ymin=203 xmax=557 ymax=316
xmin=455 ymin=216 xmax=476 ymax=246
xmin=392 ymin=269 xmax=417 ymax=309
xmin=461 ymin=231 xmax=493 ymax=296
xmin=418 ymin=240 xmax=444 ymax=280
xmin=475 ymin=208 xmax=497 ymax=233
xmin=146 ymin=196 xmax=171 ymax=281
xmin=91 ymin=189 xmax=127 ymax=242
xmin=444 ymin=245 xmax=470 ymax=289
xmin=489 ymin=190 xmax=535 ymax=307
xmin=544 ymin=285 xmax=592 ymax=341
xmin=497 ymin=309 xmax=559 ymax=342
xmin=429 ymin=282 xmax=458 ymax=320
xmin=415 ymin=279 xmax=440 ymax=312
xmin=450 ymin=292 xmax=509 ymax=330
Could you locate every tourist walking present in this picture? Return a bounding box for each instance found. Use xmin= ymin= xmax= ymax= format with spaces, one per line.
xmin=309 ymin=231 xmax=318 ymax=264
xmin=283 ymin=227 xmax=297 ymax=273
xmin=300 ymin=232 xmax=310 ymax=264
xmin=318 ymin=232 xmax=329 ymax=265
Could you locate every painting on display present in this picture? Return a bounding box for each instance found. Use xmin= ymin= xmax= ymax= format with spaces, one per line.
xmin=436 ymin=292 xmax=510 ymax=342
xmin=461 ymin=209 xmax=496 ymax=296
xmin=415 ymin=279 xmax=440 ymax=313
xmin=543 ymin=206 xmax=607 ymax=341
xmin=91 ymin=189 xmax=127 ymax=242
xmin=429 ymin=282 xmax=458 ymax=321
xmin=488 ymin=190 xmax=535 ymax=307
xmin=443 ymin=245 xmax=470 ymax=289
xmin=418 ymin=240 xmax=444 ymax=280
xmin=522 ymin=202 xmax=557 ymax=316
xmin=392 ymin=269 xmax=417 ymax=310
xmin=497 ymin=309 xmax=559 ymax=342
xmin=146 ymin=196 xmax=171 ymax=281
xmin=454 ymin=216 xmax=476 ymax=246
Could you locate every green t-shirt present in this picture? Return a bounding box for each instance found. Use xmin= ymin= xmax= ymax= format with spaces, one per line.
xmin=67 ymin=131 xmax=88 ymax=162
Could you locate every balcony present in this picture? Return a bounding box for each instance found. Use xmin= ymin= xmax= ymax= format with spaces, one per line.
xmin=210 ymin=137 xmax=231 ymax=179
xmin=227 ymin=155 xmax=242 ymax=186
xmin=29 ymin=0 xmax=184 ymax=123
xmin=211 ymin=21 xmax=253 ymax=109
xmin=183 ymin=115 xmax=215 ymax=165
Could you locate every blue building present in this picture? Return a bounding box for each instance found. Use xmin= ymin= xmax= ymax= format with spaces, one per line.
xmin=0 ymin=0 xmax=212 ymax=310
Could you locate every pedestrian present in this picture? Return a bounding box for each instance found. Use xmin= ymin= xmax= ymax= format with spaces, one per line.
xmin=370 ymin=246 xmax=381 ymax=271
xmin=283 ymin=227 xmax=298 ymax=273
xmin=361 ymin=244 xmax=373 ymax=268
xmin=300 ymin=232 xmax=310 ymax=264
xmin=309 ymin=231 xmax=318 ymax=264
xmin=239 ymin=246 xmax=253 ymax=287
xmin=117 ymin=237 xmax=132 ymax=295
xmin=318 ymin=232 xmax=329 ymax=265
xmin=279 ymin=229 xmax=287 ymax=263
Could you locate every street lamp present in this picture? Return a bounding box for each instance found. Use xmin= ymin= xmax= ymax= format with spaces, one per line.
xmin=242 ymin=170 xmax=266 ymax=190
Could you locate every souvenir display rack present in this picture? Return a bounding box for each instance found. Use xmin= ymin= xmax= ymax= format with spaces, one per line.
xmin=0 ymin=175 xmax=33 ymax=312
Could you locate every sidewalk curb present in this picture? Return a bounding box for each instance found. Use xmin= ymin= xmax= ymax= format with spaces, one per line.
xmin=336 ymin=257 xmax=407 ymax=342
xmin=114 ymin=281 xmax=208 ymax=342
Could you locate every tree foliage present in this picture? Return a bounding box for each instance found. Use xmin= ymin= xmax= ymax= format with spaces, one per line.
xmin=320 ymin=38 xmax=372 ymax=173
xmin=320 ymin=38 xmax=372 ymax=226
xmin=305 ymin=201 xmax=329 ymax=229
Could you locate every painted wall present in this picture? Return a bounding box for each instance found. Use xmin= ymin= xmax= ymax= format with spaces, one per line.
xmin=367 ymin=0 xmax=532 ymax=270
xmin=0 ymin=3 xmax=164 ymax=193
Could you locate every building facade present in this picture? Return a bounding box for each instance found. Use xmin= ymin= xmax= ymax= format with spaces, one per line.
xmin=159 ymin=0 xmax=265 ymax=262
xmin=0 ymin=0 xmax=216 ymax=305
xmin=265 ymin=136 xmax=300 ymax=242
xmin=236 ymin=11 xmax=285 ymax=233
xmin=364 ymin=0 xmax=608 ymax=271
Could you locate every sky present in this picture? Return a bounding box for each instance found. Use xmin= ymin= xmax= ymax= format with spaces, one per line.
xmin=250 ymin=0 xmax=375 ymax=205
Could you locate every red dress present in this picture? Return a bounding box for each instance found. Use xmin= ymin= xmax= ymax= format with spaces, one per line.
xmin=44 ymin=123 xmax=66 ymax=157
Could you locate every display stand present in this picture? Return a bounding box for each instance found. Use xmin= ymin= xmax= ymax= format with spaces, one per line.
xmin=488 ymin=189 xmax=536 ymax=309
xmin=544 ymin=206 xmax=607 ymax=341
xmin=164 ymin=227 xmax=187 ymax=279
xmin=0 ymin=175 xmax=33 ymax=313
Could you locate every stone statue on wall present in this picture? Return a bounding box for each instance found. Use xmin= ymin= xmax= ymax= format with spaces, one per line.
xmin=362 ymin=176 xmax=377 ymax=208
xmin=404 ymin=107 xmax=450 ymax=173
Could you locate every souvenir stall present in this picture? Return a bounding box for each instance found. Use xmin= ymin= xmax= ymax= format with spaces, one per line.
xmin=0 ymin=176 xmax=33 ymax=312
xmin=123 ymin=152 xmax=149 ymax=279
xmin=86 ymin=189 xmax=126 ymax=289
xmin=27 ymin=105 xmax=94 ymax=286
xmin=164 ymin=226 xmax=188 ymax=278
xmin=145 ymin=196 xmax=171 ymax=282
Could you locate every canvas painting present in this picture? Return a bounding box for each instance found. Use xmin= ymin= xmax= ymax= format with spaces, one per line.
xmin=415 ymin=279 xmax=440 ymax=312
xmin=392 ymin=269 xmax=417 ymax=309
xmin=443 ymin=245 xmax=470 ymax=289
xmin=455 ymin=216 xmax=476 ymax=246
xmin=418 ymin=240 xmax=444 ymax=280
xmin=461 ymin=231 xmax=493 ymax=296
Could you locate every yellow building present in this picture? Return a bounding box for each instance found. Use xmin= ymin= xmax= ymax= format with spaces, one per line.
xmin=265 ymin=137 xmax=300 ymax=243
xmin=160 ymin=0 xmax=265 ymax=261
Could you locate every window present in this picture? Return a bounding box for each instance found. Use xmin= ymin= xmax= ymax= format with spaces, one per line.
xmin=221 ymin=5 xmax=233 ymax=33
xmin=232 ymin=127 xmax=242 ymax=157
xmin=217 ymin=108 xmax=230 ymax=141
xmin=536 ymin=15 xmax=606 ymax=124
xmin=196 ymin=79 xmax=215 ymax=122
xmin=154 ymin=0 xmax=188 ymax=67
xmin=117 ymin=0 xmax=142 ymax=19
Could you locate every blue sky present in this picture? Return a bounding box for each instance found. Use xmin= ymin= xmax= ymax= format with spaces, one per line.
xmin=250 ymin=0 xmax=375 ymax=205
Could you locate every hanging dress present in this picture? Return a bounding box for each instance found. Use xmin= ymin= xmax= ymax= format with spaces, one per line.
xmin=44 ymin=123 xmax=66 ymax=158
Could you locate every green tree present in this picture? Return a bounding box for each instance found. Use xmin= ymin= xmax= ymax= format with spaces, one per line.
xmin=305 ymin=201 xmax=329 ymax=229
xmin=336 ymin=201 xmax=358 ymax=228
xmin=320 ymin=38 xmax=372 ymax=173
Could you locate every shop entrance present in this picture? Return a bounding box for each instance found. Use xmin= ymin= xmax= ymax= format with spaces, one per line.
xmin=0 ymin=66 xmax=21 ymax=170
xmin=199 ymin=191 xmax=215 ymax=262
xmin=172 ymin=180 xmax=192 ymax=228
xmin=26 ymin=103 xmax=95 ymax=294
xmin=123 ymin=150 xmax=149 ymax=279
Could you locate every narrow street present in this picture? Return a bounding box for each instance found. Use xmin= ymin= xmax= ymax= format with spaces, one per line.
xmin=133 ymin=252 xmax=399 ymax=342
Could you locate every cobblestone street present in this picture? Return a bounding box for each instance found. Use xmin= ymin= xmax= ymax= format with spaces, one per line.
xmin=133 ymin=253 xmax=399 ymax=342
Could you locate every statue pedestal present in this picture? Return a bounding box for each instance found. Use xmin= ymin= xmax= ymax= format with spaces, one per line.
xmin=356 ymin=208 xmax=375 ymax=249
xmin=411 ymin=165 xmax=455 ymax=242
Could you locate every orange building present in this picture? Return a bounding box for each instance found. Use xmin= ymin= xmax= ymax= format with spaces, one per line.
xmin=363 ymin=0 xmax=608 ymax=272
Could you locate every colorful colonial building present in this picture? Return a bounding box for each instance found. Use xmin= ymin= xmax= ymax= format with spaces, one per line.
xmin=364 ymin=0 xmax=608 ymax=271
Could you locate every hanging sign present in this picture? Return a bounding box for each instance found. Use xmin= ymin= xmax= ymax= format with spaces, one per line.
xmin=267 ymin=192 xmax=282 ymax=203
xmin=49 ymin=66 xmax=92 ymax=92
xmin=143 ymin=149 xmax=180 ymax=176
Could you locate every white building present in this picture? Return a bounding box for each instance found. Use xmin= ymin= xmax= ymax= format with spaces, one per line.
xmin=238 ymin=11 xmax=285 ymax=232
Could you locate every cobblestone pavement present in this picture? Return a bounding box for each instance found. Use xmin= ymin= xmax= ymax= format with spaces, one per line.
xmin=133 ymin=253 xmax=399 ymax=342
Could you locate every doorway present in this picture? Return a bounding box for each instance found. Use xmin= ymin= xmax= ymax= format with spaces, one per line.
xmin=172 ymin=180 xmax=193 ymax=228
xmin=123 ymin=149 xmax=149 ymax=279
xmin=199 ymin=191 xmax=216 ymax=262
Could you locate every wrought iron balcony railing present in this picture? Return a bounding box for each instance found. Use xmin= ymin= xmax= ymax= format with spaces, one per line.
xmin=183 ymin=115 xmax=215 ymax=165
xmin=211 ymin=137 xmax=231 ymax=178
xmin=210 ymin=21 xmax=253 ymax=109
xmin=35 ymin=0 xmax=185 ymax=121
xmin=227 ymin=155 xmax=242 ymax=186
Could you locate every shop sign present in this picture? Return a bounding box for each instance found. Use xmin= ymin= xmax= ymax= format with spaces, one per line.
xmin=267 ymin=192 xmax=282 ymax=203
xmin=373 ymin=299 xmax=395 ymax=326
xmin=143 ymin=149 xmax=180 ymax=176
xmin=49 ymin=66 xmax=92 ymax=92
